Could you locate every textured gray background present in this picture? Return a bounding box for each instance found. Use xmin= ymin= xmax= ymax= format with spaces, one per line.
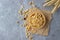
xmin=0 ymin=0 xmax=60 ymax=40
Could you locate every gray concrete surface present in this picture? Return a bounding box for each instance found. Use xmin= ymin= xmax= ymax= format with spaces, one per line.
xmin=0 ymin=0 xmax=60 ymax=40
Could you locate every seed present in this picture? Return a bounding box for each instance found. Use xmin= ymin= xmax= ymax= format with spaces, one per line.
xmin=24 ymin=17 xmax=26 ymax=20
